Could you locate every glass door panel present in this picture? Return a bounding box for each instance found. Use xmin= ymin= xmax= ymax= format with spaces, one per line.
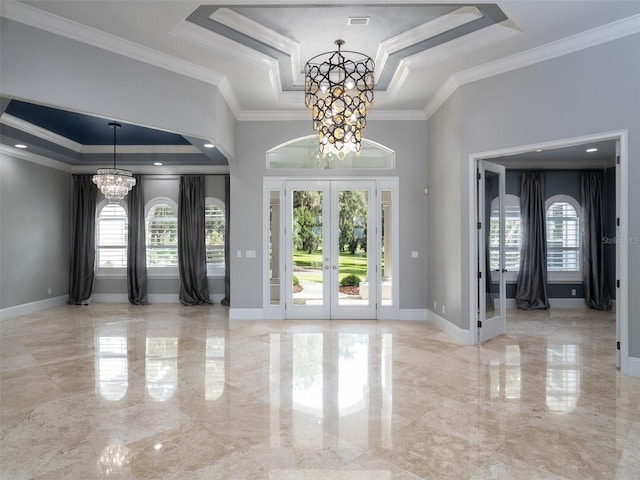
xmin=286 ymin=182 xmax=330 ymax=318
xmin=478 ymin=161 xmax=506 ymax=342
xmin=331 ymin=182 xmax=376 ymax=318
xmin=285 ymin=180 xmax=376 ymax=319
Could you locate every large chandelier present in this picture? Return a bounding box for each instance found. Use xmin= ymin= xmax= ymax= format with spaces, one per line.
xmin=304 ymin=39 xmax=374 ymax=160
xmin=93 ymin=122 xmax=136 ymax=204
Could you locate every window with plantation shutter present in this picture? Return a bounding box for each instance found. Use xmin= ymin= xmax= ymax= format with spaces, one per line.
xmin=546 ymin=195 xmax=581 ymax=279
xmin=146 ymin=201 xmax=178 ymax=268
xmin=96 ymin=203 xmax=128 ymax=269
xmin=205 ymin=198 xmax=225 ymax=275
xmin=489 ymin=194 xmax=521 ymax=279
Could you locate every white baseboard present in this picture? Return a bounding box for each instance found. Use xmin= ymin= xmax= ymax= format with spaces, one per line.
xmin=625 ymin=356 xmax=640 ymax=378
xmin=506 ymin=298 xmax=587 ymax=309
xmin=0 ymin=295 xmax=69 ymax=321
xmin=229 ymin=308 xmax=264 ymax=320
xmin=427 ymin=309 xmax=474 ymax=345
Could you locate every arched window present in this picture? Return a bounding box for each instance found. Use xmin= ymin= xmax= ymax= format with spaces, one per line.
xmin=266 ymin=135 xmax=395 ymax=169
xmin=96 ymin=202 xmax=127 ymax=270
xmin=205 ymin=198 xmax=225 ymax=275
xmin=546 ymin=195 xmax=581 ymax=279
xmin=145 ymin=199 xmax=178 ymax=268
xmin=490 ymin=194 xmax=521 ymax=279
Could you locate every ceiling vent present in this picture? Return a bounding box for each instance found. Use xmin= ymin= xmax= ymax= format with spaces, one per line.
xmin=348 ymin=17 xmax=370 ymax=26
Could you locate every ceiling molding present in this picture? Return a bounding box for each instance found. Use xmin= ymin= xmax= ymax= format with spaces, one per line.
xmin=0 ymin=144 xmax=73 ymax=172
xmin=424 ymin=13 xmax=640 ymax=120
xmin=81 ymin=145 xmax=202 ymax=155
xmin=423 ymin=76 xmax=460 ymax=120
xmin=406 ymin=19 xmax=521 ymax=70
xmin=71 ymin=164 xmax=230 ymax=175
xmin=1 ymin=0 xmax=242 ymax=119
xmin=456 ymin=13 xmax=640 ymax=86
xmin=211 ymin=7 xmax=302 ymax=86
xmin=237 ymin=108 xmax=426 ymax=122
xmin=0 ymin=113 xmax=82 ymax=152
xmin=375 ymin=6 xmax=482 ymax=79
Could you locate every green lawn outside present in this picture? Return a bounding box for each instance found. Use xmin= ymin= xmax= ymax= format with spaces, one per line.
xmin=293 ymin=250 xmax=372 ymax=283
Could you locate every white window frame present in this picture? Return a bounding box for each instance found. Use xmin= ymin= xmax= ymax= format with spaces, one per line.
xmin=490 ymin=194 xmax=521 ymax=283
xmin=205 ymin=197 xmax=226 ymax=277
xmin=145 ymin=197 xmax=179 ymax=277
xmin=95 ymin=200 xmax=128 ymax=277
xmin=545 ymin=194 xmax=582 ymax=283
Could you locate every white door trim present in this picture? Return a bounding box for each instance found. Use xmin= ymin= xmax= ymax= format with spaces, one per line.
xmin=467 ymin=130 xmax=629 ymax=375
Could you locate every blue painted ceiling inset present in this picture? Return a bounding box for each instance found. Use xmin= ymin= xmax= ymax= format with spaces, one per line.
xmin=5 ymin=100 xmax=190 ymax=146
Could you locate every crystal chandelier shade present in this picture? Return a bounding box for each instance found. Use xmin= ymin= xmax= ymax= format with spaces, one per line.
xmin=304 ymin=40 xmax=374 ymax=160
xmin=93 ymin=122 xmax=136 ymax=204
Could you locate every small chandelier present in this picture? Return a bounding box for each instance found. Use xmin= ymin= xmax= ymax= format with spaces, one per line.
xmin=93 ymin=122 xmax=136 ymax=204
xmin=304 ymin=39 xmax=374 ymax=160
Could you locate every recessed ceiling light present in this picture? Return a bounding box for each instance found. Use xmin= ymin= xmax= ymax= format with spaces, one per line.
xmin=203 ymin=143 xmax=214 ymax=149
xmin=536 ymin=149 xmax=543 ymax=152
xmin=586 ymin=148 xmax=598 ymax=153
xmin=15 ymin=144 xmax=28 ymax=149
xmin=153 ymin=162 xmax=163 ymax=166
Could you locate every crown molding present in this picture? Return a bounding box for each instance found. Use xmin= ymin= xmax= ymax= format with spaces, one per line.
xmin=457 ymin=13 xmax=640 ymax=86
xmin=424 ymin=75 xmax=460 ymax=120
xmin=71 ymin=164 xmax=230 ymax=175
xmin=0 ymin=113 xmax=82 ymax=152
xmin=425 ymin=13 xmax=640 ymax=119
xmin=1 ymin=0 xmax=242 ymax=119
xmin=0 ymin=144 xmax=73 ymax=172
xmin=81 ymin=145 xmax=202 ymax=155
xmin=237 ymin=108 xmax=426 ymax=122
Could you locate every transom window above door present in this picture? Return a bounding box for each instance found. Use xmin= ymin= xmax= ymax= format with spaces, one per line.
xmin=267 ymin=136 xmax=395 ymax=170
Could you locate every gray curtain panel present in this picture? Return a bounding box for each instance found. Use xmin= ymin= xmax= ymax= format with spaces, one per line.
xmin=221 ymin=174 xmax=230 ymax=306
xmin=516 ymin=172 xmax=550 ymax=310
xmin=127 ymin=175 xmax=149 ymax=305
xmin=582 ymin=171 xmax=613 ymax=310
xmin=178 ymin=175 xmax=212 ymax=305
xmin=68 ymin=175 xmax=97 ymax=305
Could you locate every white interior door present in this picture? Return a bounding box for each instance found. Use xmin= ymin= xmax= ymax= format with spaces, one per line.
xmin=478 ymin=161 xmax=507 ymax=342
xmin=285 ymin=180 xmax=377 ymax=319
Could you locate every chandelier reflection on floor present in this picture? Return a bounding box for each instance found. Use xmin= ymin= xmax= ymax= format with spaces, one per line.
xmin=93 ymin=122 xmax=136 ymax=204
xmin=304 ymin=39 xmax=374 ymax=160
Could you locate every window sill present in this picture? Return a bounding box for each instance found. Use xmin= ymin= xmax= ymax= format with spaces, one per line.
xmin=95 ymin=269 xmax=126 ymax=279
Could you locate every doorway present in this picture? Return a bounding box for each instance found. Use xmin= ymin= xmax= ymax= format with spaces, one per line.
xmin=469 ymin=131 xmax=629 ymax=374
xmin=265 ymin=177 xmax=398 ymax=320
xmin=285 ymin=180 xmax=376 ymax=319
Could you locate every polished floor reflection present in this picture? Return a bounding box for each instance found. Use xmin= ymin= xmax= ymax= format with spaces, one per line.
xmin=1 ymin=305 xmax=638 ymax=479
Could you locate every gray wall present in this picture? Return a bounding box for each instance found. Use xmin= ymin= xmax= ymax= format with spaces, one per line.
xmin=0 ymin=18 xmax=234 ymax=160
xmin=427 ymin=92 xmax=463 ymax=323
xmin=92 ymin=175 xmax=227 ymax=298
xmin=0 ymin=153 xmax=71 ymax=308
xmin=427 ymin=34 xmax=640 ymax=356
xmin=231 ymin=120 xmax=429 ymax=309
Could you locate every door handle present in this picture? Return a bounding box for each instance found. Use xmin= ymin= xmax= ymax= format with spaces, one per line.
xmin=332 ymin=266 xmax=337 ymax=270
xmin=324 ymin=266 xmax=329 ymax=270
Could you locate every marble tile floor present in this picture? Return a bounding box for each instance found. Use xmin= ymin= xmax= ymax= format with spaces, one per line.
xmin=1 ymin=304 xmax=638 ymax=479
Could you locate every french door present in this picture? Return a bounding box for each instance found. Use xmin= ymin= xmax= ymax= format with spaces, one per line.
xmin=478 ymin=161 xmax=506 ymax=342
xmin=284 ymin=180 xmax=377 ymax=319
